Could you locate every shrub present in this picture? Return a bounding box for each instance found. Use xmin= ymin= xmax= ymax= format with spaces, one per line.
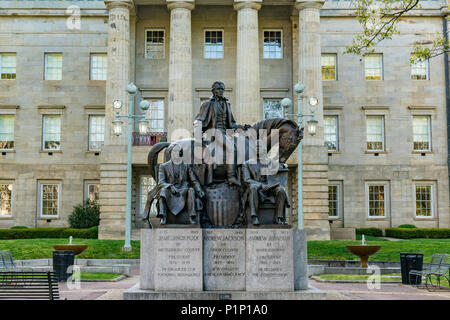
xmin=397 ymin=224 xmax=417 ymax=229
xmin=0 ymin=226 xmax=98 ymax=240
xmin=356 ymin=228 xmax=383 ymax=237
xmin=385 ymin=228 xmax=450 ymax=239
xmin=10 ymin=226 xmax=28 ymax=229
xmin=68 ymin=200 xmax=100 ymax=229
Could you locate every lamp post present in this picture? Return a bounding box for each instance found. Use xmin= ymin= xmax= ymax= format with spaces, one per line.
xmin=281 ymin=81 xmax=318 ymax=230
xmin=112 ymin=83 xmax=151 ymax=251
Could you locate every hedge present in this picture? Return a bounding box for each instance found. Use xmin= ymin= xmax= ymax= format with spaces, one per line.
xmin=397 ymin=224 xmax=417 ymax=229
xmin=0 ymin=226 xmax=98 ymax=240
xmin=356 ymin=228 xmax=383 ymax=237
xmin=385 ymin=228 xmax=450 ymax=239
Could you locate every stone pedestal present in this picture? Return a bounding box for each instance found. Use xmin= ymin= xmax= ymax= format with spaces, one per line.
xmin=130 ymin=228 xmax=325 ymax=299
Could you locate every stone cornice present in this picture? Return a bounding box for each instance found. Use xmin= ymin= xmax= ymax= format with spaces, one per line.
xmin=295 ymin=0 xmax=325 ymax=11
xmin=167 ymin=1 xmax=195 ymax=11
xmin=233 ymin=1 xmax=262 ymax=11
xmin=104 ymin=0 xmax=133 ymax=10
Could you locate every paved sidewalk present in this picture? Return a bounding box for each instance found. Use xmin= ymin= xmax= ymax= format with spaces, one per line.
xmin=59 ymin=269 xmax=450 ymax=300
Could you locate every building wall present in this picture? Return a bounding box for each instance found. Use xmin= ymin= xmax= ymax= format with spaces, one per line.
xmin=0 ymin=14 xmax=107 ymax=227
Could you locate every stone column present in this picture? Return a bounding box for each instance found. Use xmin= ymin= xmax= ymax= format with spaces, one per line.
xmin=167 ymin=0 xmax=195 ymax=141
xmin=234 ymin=0 xmax=261 ymax=125
xmin=99 ymin=0 xmax=132 ymax=240
xmin=295 ymin=0 xmax=330 ymax=240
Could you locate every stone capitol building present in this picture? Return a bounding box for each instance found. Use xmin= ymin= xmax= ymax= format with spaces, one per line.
xmin=0 ymin=0 xmax=449 ymax=241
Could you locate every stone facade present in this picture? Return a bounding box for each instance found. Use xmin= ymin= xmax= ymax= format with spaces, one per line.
xmin=0 ymin=0 xmax=449 ymax=241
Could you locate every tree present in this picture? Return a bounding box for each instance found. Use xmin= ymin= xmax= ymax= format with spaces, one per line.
xmin=345 ymin=0 xmax=450 ymax=63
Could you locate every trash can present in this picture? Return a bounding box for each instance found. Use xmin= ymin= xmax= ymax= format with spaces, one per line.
xmin=400 ymin=252 xmax=423 ymax=285
xmin=53 ymin=250 xmax=75 ymax=282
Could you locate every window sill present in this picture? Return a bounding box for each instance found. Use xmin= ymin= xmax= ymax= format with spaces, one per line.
xmin=0 ymin=149 xmax=15 ymax=153
xmin=367 ymin=217 xmax=389 ymax=220
xmin=38 ymin=217 xmax=59 ymax=220
xmin=86 ymin=150 xmax=101 ymax=154
xmin=328 ymin=217 xmax=341 ymax=220
xmin=413 ymin=217 xmax=436 ymax=221
xmin=365 ymin=151 xmax=387 ymax=154
xmin=327 ymin=151 xmax=340 ymax=154
xmin=0 ymin=216 xmax=13 ymax=220
xmin=40 ymin=150 xmax=62 ymax=153
xmin=412 ymin=151 xmax=433 ymax=154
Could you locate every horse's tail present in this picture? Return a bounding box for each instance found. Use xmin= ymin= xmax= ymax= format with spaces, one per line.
xmin=148 ymin=142 xmax=171 ymax=182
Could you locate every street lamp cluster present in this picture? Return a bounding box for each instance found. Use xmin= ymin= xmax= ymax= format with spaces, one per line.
xmin=281 ymin=81 xmax=319 ymax=230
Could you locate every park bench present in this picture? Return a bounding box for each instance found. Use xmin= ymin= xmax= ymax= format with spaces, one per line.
xmin=409 ymin=253 xmax=450 ymax=290
xmin=0 ymin=251 xmax=16 ymax=270
xmin=0 ymin=271 xmax=61 ymax=300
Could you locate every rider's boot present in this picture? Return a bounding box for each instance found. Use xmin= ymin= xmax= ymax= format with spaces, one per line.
xmin=227 ymin=164 xmax=241 ymax=186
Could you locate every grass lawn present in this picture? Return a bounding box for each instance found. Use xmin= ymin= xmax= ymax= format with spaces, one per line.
xmin=0 ymin=239 xmax=140 ymax=260
xmin=1 ymin=237 xmax=449 ymax=262
xmin=308 ymin=238 xmax=450 ymax=262
xmin=79 ymin=272 xmax=122 ymax=280
xmin=316 ymin=274 xmax=402 ymax=282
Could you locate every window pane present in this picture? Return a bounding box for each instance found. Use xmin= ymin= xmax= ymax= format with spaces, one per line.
xmin=88 ymin=183 xmax=100 ymax=202
xmin=204 ymin=30 xmax=223 ymax=59
xmin=324 ymin=115 xmax=338 ymax=151
xmin=41 ymin=184 xmax=59 ymax=216
xmin=0 ymin=184 xmax=12 ymax=216
xmin=89 ymin=116 xmax=105 ymax=151
xmin=263 ymin=100 xmax=283 ymax=119
xmin=263 ymin=31 xmax=282 ymax=59
xmin=45 ymin=54 xmax=62 ymax=80
xmin=146 ymin=100 xmax=165 ymax=132
xmin=43 ymin=115 xmax=61 ymax=150
xmin=365 ymin=54 xmax=382 ymax=80
xmin=90 ymin=54 xmax=107 ymax=80
xmin=411 ymin=54 xmax=428 ymax=80
xmin=413 ymin=116 xmax=430 ymax=151
xmin=0 ymin=54 xmax=16 ymax=80
xmin=366 ymin=116 xmax=384 ymax=151
xmin=328 ymin=185 xmax=339 ymax=217
xmin=368 ymin=185 xmax=385 ymax=216
xmin=321 ymin=54 xmax=336 ymax=80
xmin=145 ymin=29 xmax=165 ymax=59
xmin=0 ymin=115 xmax=14 ymax=149
xmin=415 ymin=185 xmax=432 ymax=217
xmin=140 ymin=176 xmax=157 ymax=217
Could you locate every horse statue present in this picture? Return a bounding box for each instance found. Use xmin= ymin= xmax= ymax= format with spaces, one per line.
xmin=143 ymin=118 xmax=303 ymax=228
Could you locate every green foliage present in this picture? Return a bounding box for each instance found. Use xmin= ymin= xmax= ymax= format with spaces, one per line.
xmin=356 ymin=227 xmax=383 ymax=237
xmin=346 ymin=0 xmax=450 ymax=61
xmin=0 ymin=226 xmax=98 ymax=240
xmin=10 ymin=226 xmax=28 ymax=229
xmin=397 ymin=224 xmax=417 ymax=229
xmin=385 ymin=228 xmax=450 ymax=239
xmin=68 ymin=200 xmax=100 ymax=229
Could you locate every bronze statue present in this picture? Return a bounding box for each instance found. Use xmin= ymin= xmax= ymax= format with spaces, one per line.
xmin=242 ymin=147 xmax=291 ymax=226
xmin=194 ymin=81 xmax=249 ymax=186
xmin=155 ymin=160 xmax=205 ymax=225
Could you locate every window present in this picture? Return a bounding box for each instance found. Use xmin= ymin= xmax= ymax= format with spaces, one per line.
xmin=139 ymin=176 xmax=157 ymax=217
xmin=263 ymin=30 xmax=282 ymax=59
xmin=39 ymin=182 xmax=60 ymax=217
xmin=85 ymin=181 xmax=100 ymax=202
xmin=321 ymin=54 xmax=337 ymax=80
xmin=0 ymin=115 xmax=14 ymax=150
xmin=366 ymin=115 xmax=384 ymax=151
xmin=411 ymin=54 xmax=429 ymax=80
xmin=42 ymin=115 xmax=61 ymax=151
xmin=0 ymin=183 xmax=12 ymax=217
xmin=415 ymin=183 xmax=434 ymax=218
xmin=328 ymin=183 xmax=340 ymax=218
xmin=324 ymin=115 xmax=338 ymax=151
xmin=364 ymin=54 xmax=383 ymax=80
xmin=88 ymin=115 xmax=105 ymax=151
xmin=413 ymin=115 xmax=431 ymax=151
xmin=367 ymin=183 xmax=388 ymax=217
xmin=204 ymin=30 xmax=223 ymax=59
xmin=263 ymin=100 xmax=283 ymax=119
xmin=0 ymin=54 xmax=16 ymax=80
xmin=145 ymin=29 xmax=165 ymax=59
xmin=146 ymin=100 xmax=165 ymax=132
xmin=44 ymin=53 xmax=62 ymax=80
xmin=90 ymin=53 xmax=107 ymax=80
